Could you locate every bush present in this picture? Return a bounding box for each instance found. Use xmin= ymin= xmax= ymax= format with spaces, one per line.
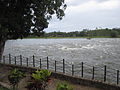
xmin=57 ymin=82 xmax=73 ymax=90
xmin=8 ymin=68 xmax=25 ymax=90
xmin=27 ymin=69 xmax=51 ymax=90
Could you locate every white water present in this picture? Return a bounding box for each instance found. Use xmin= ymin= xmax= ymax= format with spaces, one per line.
xmin=3 ymin=38 xmax=120 ymax=70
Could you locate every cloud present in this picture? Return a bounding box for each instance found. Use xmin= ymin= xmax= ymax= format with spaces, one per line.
xmin=67 ymin=0 xmax=120 ymax=13
xmin=45 ymin=0 xmax=120 ymax=32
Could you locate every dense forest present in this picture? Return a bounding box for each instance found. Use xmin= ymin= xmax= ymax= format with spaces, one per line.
xmin=29 ymin=28 xmax=120 ymax=38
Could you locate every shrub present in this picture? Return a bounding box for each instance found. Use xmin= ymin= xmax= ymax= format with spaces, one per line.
xmin=8 ymin=68 xmax=25 ymax=90
xmin=57 ymin=82 xmax=73 ymax=90
xmin=27 ymin=69 xmax=51 ymax=90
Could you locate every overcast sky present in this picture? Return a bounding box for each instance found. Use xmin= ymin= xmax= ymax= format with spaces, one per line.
xmin=45 ymin=0 xmax=120 ymax=32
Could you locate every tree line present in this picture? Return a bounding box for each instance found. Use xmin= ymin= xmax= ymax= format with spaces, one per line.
xmin=30 ymin=28 xmax=120 ymax=38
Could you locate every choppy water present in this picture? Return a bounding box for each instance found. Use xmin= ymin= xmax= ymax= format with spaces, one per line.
xmin=3 ymin=38 xmax=120 ymax=83
xmin=4 ymin=38 xmax=120 ymax=67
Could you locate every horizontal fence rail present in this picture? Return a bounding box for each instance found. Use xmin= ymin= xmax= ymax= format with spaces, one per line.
xmin=0 ymin=54 xmax=120 ymax=85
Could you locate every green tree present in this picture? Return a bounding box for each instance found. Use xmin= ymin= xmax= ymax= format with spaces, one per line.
xmin=0 ymin=0 xmax=67 ymax=59
xmin=110 ymin=30 xmax=119 ymax=38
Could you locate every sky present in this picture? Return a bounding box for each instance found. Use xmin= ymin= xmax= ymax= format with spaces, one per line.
xmin=45 ymin=0 xmax=120 ymax=32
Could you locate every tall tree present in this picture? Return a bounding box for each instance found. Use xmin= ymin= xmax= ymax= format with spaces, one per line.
xmin=0 ymin=0 xmax=67 ymax=59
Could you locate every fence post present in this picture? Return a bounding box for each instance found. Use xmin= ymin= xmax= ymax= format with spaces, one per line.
xmin=72 ymin=64 xmax=74 ymax=76
xmin=40 ymin=59 xmax=41 ymax=69
xmin=104 ymin=65 xmax=106 ymax=82
xmin=47 ymin=57 xmax=49 ymax=69
xmin=26 ymin=58 xmax=28 ymax=67
xmin=9 ymin=54 xmax=11 ymax=64
xmin=81 ymin=62 xmax=83 ymax=77
xmin=3 ymin=56 xmax=5 ymax=64
xmin=55 ymin=60 xmax=57 ymax=72
xmin=33 ymin=55 xmax=35 ymax=67
xmin=117 ymin=70 xmax=119 ymax=84
xmin=92 ymin=66 xmax=94 ymax=79
xmin=63 ymin=59 xmax=65 ymax=73
xmin=0 ymin=56 xmax=1 ymax=63
xmin=14 ymin=57 xmax=16 ymax=65
xmin=20 ymin=55 xmax=22 ymax=66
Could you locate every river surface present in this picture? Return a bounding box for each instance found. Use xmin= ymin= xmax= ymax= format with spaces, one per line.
xmin=3 ymin=38 xmax=120 ymax=83
xmin=3 ymin=38 xmax=120 ymax=69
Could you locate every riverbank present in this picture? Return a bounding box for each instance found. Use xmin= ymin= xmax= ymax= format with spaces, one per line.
xmin=24 ymin=36 xmax=116 ymax=39
xmin=0 ymin=63 xmax=102 ymax=90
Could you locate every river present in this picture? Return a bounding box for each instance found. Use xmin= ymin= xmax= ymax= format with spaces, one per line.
xmin=3 ymin=38 xmax=120 ymax=83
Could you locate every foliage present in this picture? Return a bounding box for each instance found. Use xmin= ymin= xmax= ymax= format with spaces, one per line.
xmin=57 ymin=82 xmax=73 ymax=90
xmin=110 ymin=30 xmax=119 ymax=38
xmin=0 ymin=0 xmax=67 ymax=41
xmin=32 ymin=69 xmax=51 ymax=81
xmin=0 ymin=0 xmax=67 ymax=64
xmin=27 ymin=69 xmax=51 ymax=90
xmin=31 ymin=28 xmax=120 ymax=38
xmin=8 ymin=68 xmax=25 ymax=90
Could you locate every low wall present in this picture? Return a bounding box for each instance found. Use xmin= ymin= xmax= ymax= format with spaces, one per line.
xmin=0 ymin=63 xmax=120 ymax=90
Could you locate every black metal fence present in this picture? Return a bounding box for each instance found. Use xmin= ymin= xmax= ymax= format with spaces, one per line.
xmin=0 ymin=54 xmax=119 ymax=85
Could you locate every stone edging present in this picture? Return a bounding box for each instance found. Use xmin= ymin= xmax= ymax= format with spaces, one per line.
xmin=0 ymin=63 xmax=120 ymax=90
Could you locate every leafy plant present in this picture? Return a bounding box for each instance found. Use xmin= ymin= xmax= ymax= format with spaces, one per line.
xmin=57 ymin=82 xmax=73 ymax=90
xmin=27 ymin=69 xmax=51 ymax=90
xmin=8 ymin=68 xmax=25 ymax=90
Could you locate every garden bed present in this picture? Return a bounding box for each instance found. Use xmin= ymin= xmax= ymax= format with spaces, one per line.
xmin=0 ymin=64 xmax=103 ymax=90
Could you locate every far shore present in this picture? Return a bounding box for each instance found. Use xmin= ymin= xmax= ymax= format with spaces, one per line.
xmin=23 ymin=36 xmax=120 ymax=39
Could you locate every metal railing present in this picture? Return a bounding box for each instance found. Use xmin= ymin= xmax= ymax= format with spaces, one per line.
xmin=0 ymin=54 xmax=120 ymax=85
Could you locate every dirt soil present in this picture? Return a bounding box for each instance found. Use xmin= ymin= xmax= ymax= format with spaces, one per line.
xmin=0 ymin=64 xmax=102 ymax=90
